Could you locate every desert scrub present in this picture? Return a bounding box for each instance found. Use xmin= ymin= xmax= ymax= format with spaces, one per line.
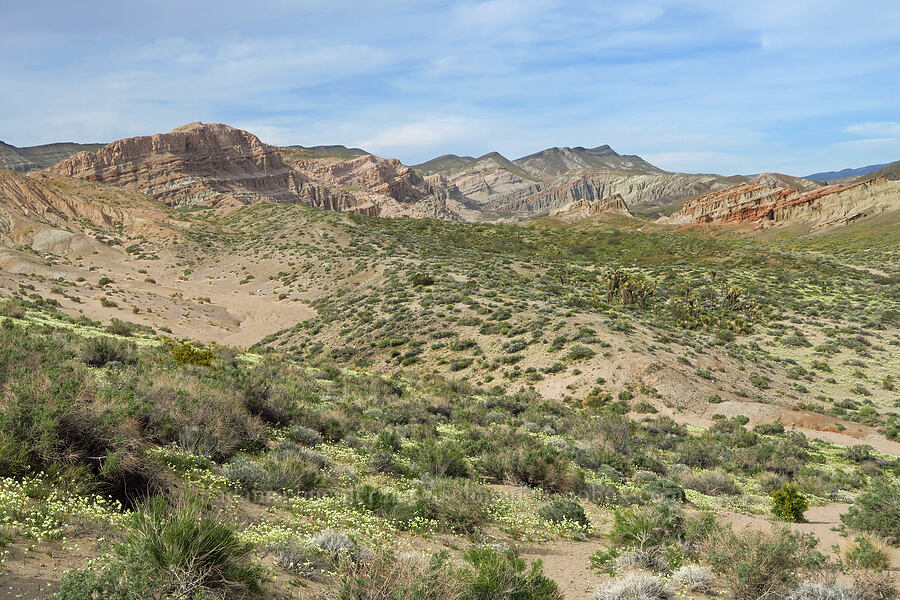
xmin=81 ymin=335 xmax=137 ymax=367
xmin=270 ymin=530 xmax=370 ymax=582
xmin=839 ymin=479 xmax=900 ymax=544
xmin=487 ymin=492 xmax=558 ymax=542
xmin=840 ymin=535 xmax=891 ymax=571
xmin=462 ymin=546 xmax=562 ymax=600
xmin=413 ymin=478 xmax=495 ymax=534
xmin=537 ymin=499 xmax=590 ymax=529
xmin=246 ymin=493 xmax=415 ymax=548
xmin=671 ymin=565 xmax=716 ymax=593
xmin=703 ymin=525 xmax=824 ymax=600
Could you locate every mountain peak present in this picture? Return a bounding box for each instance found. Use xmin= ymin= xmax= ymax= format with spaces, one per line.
xmin=512 ymin=145 xmax=661 ymax=176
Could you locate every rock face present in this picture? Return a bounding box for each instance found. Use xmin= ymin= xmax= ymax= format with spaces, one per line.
xmin=413 ymin=147 xmax=743 ymax=220
xmin=54 ymin=123 xmax=460 ymax=218
xmin=0 ymin=169 xmax=171 ymax=251
xmin=51 ymin=122 xmax=893 ymax=228
xmin=54 ymin=122 xmax=302 ymax=207
xmin=483 ymin=171 xmax=736 ymax=216
xmin=549 ymin=194 xmax=633 ymax=221
xmin=290 ymin=154 xmax=461 ymax=220
xmin=428 ymin=153 xmax=540 ymax=207
xmin=665 ymin=174 xmax=900 ymax=228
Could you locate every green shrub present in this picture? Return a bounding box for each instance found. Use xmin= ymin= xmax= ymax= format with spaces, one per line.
xmin=414 ymin=478 xmax=494 ymax=534
xmin=164 ymin=339 xmax=215 ymax=367
xmin=81 ymin=336 xmax=136 ymax=367
xmin=480 ymin=440 xmax=580 ymax=494
xmin=411 ymin=439 xmax=470 ymax=478
xmin=286 ymin=425 xmax=324 ymax=447
xmin=410 ymin=272 xmax=435 ymax=287
xmin=679 ymin=469 xmax=741 ymax=496
xmin=449 ymin=358 xmax=475 ymax=371
xmin=0 ymin=300 xmax=25 ymax=319
xmin=844 ymin=445 xmax=875 ymax=463
xmin=123 ymin=498 xmax=261 ymax=598
xmin=609 ymin=503 xmax=684 ymax=549
xmin=56 ymin=561 xmax=150 ymax=600
xmin=462 ymin=547 xmax=561 ymax=600
xmin=771 ymin=484 xmax=809 ymax=522
xmin=262 ymin=454 xmax=326 ymax=493
xmin=565 ymin=344 xmax=595 ymax=361
xmin=643 ymin=479 xmax=686 ymax=503
xmin=105 ymin=318 xmax=135 ymax=337
xmin=840 ymin=479 xmax=900 ymax=545
xmin=843 ymin=536 xmax=891 ymax=571
xmin=223 ymin=457 xmax=268 ymax=494
xmin=349 ymin=483 xmax=406 ymax=518
xmin=332 ymin=551 xmax=460 ymax=600
xmin=753 ymin=423 xmax=785 ymax=435
xmin=538 ymin=500 xmax=590 ymax=528
xmin=143 ymin=377 xmax=267 ymax=462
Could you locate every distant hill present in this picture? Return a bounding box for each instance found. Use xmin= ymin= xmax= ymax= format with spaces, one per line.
xmin=805 ymin=163 xmax=891 ymax=181
xmin=278 ymin=144 xmax=369 ymax=161
xmin=0 ymin=140 xmax=104 ymax=172
xmin=512 ymin=145 xmax=664 ymax=176
xmin=413 ymin=154 xmax=477 ymax=175
xmin=856 ymin=159 xmax=900 ymax=182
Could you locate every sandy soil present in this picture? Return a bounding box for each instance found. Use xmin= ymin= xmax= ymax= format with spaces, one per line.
xmin=0 ymin=536 xmax=98 ymax=600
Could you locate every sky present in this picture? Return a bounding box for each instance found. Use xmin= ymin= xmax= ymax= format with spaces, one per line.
xmin=2 ymin=1 xmax=900 ymax=176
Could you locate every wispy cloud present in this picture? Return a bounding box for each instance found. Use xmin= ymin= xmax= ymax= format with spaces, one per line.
xmin=357 ymin=117 xmax=484 ymax=152
xmin=844 ymin=122 xmax=900 ymax=138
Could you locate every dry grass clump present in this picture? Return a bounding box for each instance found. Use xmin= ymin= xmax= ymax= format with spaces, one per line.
xmin=594 ymin=574 xmax=673 ymax=600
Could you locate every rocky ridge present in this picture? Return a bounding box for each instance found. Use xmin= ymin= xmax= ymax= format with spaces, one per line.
xmin=33 ymin=122 xmax=900 ymax=229
xmin=664 ymin=174 xmax=900 ymax=228
xmin=482 ymin=171 xmax=739 ymax=216
xmin=415 ymin=146 xmax=746 ymax=218
xmin=549 ymin=193 xmax=633 ymax=220
xmin=52 ymin=123 xmax=460 ymax=218
xmin=290 ymin=154 xmax=463 ymax=219
xmin=53 ymin=122 xmax=302 ymax=207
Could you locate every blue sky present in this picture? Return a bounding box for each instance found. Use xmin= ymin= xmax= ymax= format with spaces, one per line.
xmin=2 ymin=1 xmax=900 ymax=175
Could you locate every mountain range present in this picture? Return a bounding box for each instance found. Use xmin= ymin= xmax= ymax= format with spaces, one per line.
xmin=0 ymin=121 xmax=896 ymax=230
xmin=804 ymin=162 xmax=892 ymax=182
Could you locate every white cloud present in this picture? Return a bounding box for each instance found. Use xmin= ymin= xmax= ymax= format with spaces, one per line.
xmin=844 ymin=122 xmax=900 ymax=138
xmin=357 ymin=117 xmax=483 ymax=151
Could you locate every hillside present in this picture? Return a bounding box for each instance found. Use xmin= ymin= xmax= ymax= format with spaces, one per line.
xmin=413 ymin=153 xmax=478 ymax=174
xmin=858 ymin=159 xmax=900 ymax=181
xmin=806 ymin=162 xmax=891 ymax=181
xmin=513 ymin=145 xmax=664 ymax=176
xmin=278 ymin=144 xmax=370 ymax=161
xmin=413 ymin=146 xmax=742 ymax=218
xmin=0 ymin=140 xmax=104 ymax=172
xmin=664 ymin=173 xmax=900 ymax=229
xmin=0 ymin=159 xmax=899 ymax=599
